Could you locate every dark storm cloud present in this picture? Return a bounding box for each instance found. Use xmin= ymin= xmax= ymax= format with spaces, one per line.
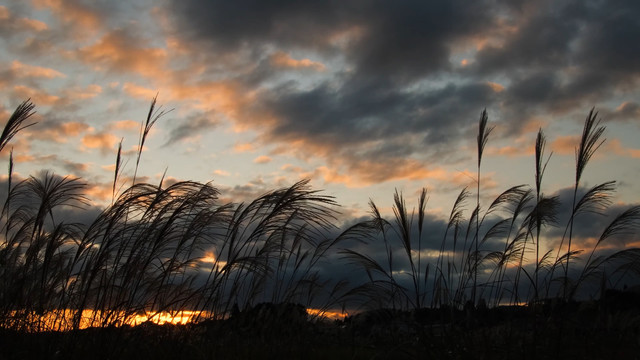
xmin=476 ymin=0 xmax=640 ymax=114
xmin=169 ymin=0 xmax=343 ymax=52
xmin=168 ymin=0 xmax=640 ymax=182
xmin=575 ymin=0 xmax=640 ymax=75
xmin=262 ymin=79 xmax=500 ymax=152
xmin=474 ymin=2 xmax=583 ymax=74
xmin=170 ymin=0 xmax=497 ymax=81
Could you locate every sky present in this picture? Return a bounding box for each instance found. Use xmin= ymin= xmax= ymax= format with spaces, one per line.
xmin=0 ymin=0 xmax=639 ymax=287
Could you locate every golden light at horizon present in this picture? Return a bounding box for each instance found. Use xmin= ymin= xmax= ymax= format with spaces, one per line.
xmin=7 ymin=307 xmax=347 ymax=332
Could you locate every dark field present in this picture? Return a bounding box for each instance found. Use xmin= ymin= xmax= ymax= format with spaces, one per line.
xmin=2 ymin=298 xmax=640 ymax=360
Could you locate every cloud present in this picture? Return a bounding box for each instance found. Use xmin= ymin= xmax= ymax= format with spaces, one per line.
xmin=0 ymin=5 xmax=49 ymax=36
xmin=486 ymin=145 xmax=531 ymax=158
xmin=122 ymin=82 xmax=157 ymax=100
xmin=169 ymin=0 xmax=497 ymax=82
xmin=473 ymin=0 xmax=640 ymax=116
xmin=213 ymin=169 xmax=230 ymax=177
xmin=10 ymin=153 xmax=90 ymax=177
xmin=60 ymin=159 xmax=90 ymax=175
xmin=606 ymin=102 xmax=640 ymax=122
xmin=107 ymin=120 xmax=140 ymax=132
xmin=18 ymin=17 xmax=48 ymax=32
xmin=486 ymin=81 xmax=505 ymax=93
xmin=29 ymin=121 xmax=90 ymax=143
xmin=551 ymin=135 xmax=579 ymax=156
xmin=542 ymin=185 xmax=640 ymax=251
xmin=12 ymin=85 xmax=60 ymax=106
xmin=78 ymin=29 xmax=167 ymax=77
xmin=165 ymin=110 xmax=221 ymax=144
xmin=84 ymin=182 xmax=114 ymax=203
xmin=606 ymin=139 xmax=640 ymax=159
xmin=242 ymin=80 xmax=501 ymax=184
xmin=217 ymin=177 xmax=272 ymax=204
xmin=253 ymin=155 xmax=272 ymax=164
xmin=32 ymin=0 xmax=103 ymax=34
xmin=10 ymin=60 xmax=65 ymax=79
xmin=233 ymin=143 xmax=255 ymax=153
xmin=2 ymin=0 xmax=638 ymax=211
xmin=62 ymin=84 xmax=102 ymax=100
xmin=269 ymin=51 xmax=325 ymax=71
xmin=82 ymin=132 xmax=120 ymax=153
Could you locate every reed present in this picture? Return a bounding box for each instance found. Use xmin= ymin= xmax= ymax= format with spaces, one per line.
xmin=340 ymin=108 xmax=639 ymax=312
xmin=0 ymin=98 xmax=637 ymax=340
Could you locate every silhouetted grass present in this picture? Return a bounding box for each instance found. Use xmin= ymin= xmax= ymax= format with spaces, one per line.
xmin=0 ymin=99 xmax=638 ymax=359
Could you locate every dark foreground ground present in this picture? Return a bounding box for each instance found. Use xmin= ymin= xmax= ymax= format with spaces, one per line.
xmin=1 ymin=299 xmax=639 ymax=360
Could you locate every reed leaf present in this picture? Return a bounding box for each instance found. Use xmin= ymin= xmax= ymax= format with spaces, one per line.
xmin=0 ymin=99 xmax=37 ymax=153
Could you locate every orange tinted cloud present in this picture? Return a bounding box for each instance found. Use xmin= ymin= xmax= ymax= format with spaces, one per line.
xmin=213 ymin=169 xmax=230 ymax=177
xmin=270 ymin=137 xmax=454 ymax=187
xmin=84 ymin=183 xmax=113 ymax=202
xmin=33 ymin=0 xmax=101 ymax=33
xmin=10 ymin=61 xmax=63 ymax=78
xmin=13 ymin=85 xmax=59 ymax=105
xmin=82 ymin=132 xmax=119 ymax=152
xmin=13 ymin=154 xmax=35 ymax=163
xmin=233 ymin=143 xmax=255 ymax=153
xmin=270 ymin=51 xmax=326 ymax=71
xmin=62 ymin=84 xmax=102 ymax=99
xmin=0 ymin=6 xmax=48 ymax=33
xmin=0 ymin=137 xmax=31 ymax=160
xmin=79 ymin=30 xmax=167 ymax=77
xmin=122 ymin=83 xmax=157 ymax=100
xmin=551 ymin=135 xmax=579 ymax=155
xmin=487 ymin=81 xmax=504 ymax=92
xmin=18 ymin=17 xmax=48 ymax=31
xmin=315 ymin=166 xmax=355 ymax=186
xmin=108 ymin=120 xmax=140 ymax=131
xmin=612 ymin=101 xmax=640 ymax=119
xmin=253 ymin=155 xmax=272 ymax=164
xmin=319 ymin=159 xmax=450 ymax=188
xmin=31 ymin=121 xmax=90 ymax=143
xmin=486 ymin=145 xmax=530 ymax=157
xmin=59 ymin=122 xmax=88 ymax=137
xmin=168 ymin=80 xmax=251 ymax=119
xmin=606 ymin=138 xmax=640 ymax=159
